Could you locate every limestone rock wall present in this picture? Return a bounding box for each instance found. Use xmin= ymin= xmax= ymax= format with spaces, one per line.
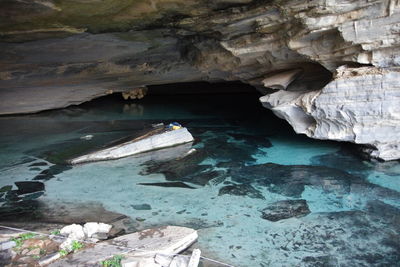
xmin=261 ymin=67 xmax=400 ymax=161
xmin=1 ymin=0 xmax=400 ymax=159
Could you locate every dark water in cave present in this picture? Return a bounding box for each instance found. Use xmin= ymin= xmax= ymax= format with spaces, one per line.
xmin=0 ymin=89 xmax=399 ymax=266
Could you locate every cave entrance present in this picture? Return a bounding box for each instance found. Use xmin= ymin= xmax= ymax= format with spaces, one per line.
xmin=82 ymin=80 xmax=295 ymax=136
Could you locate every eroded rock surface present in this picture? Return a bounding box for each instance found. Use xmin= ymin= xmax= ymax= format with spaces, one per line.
xmin=1 ymin=0 xmax=400 ymax=159
xmin=261 ymin=66 xmax=400 ymax=160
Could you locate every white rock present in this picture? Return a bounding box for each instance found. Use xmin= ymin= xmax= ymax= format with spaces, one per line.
xmin=70 ymin=128 xmax=194 ymax=164
xmin=121 ymin=257 xmax=161 ymax=267
xmin=170 ymin=255 xmax=190 ymax=267
xmin=60 ymin=224 xmax=85 ymax=240
xmin=154 ymin=253 xmax=174 ymax=266
xmin=83 ymin=222 xmax=112 ymax=240
xmin=261 ymin=66 xmax=400 ymax=161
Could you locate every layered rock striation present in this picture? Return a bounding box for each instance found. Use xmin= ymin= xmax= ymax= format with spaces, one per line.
xmin=261 ymin=67 xmax=400 ymax=161
xmin=1 ymin=0 xmax=400 ymax=159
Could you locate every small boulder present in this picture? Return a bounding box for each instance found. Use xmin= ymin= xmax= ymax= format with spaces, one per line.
xmin=261 ymin=199 xmax=311 ymax=222
xmin=60 ymin=224 xmax=85 ymax=240
xmin=83 ymin=222 xmax=112 ymax=240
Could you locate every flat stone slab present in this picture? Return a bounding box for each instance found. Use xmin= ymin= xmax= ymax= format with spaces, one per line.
xmin=70 ymin=128 xmax=194 ymax=164
xmin=110 ymin=226 xmax=198 ymax=257
xmin=49 ymin=226 xmax=197 ymax=267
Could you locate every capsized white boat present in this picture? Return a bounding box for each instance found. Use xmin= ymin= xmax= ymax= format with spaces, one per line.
xmin=70 ymin=127 xmax=194 ymax=164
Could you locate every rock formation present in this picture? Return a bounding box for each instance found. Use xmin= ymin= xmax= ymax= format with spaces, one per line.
xmin=1 ymin=0 xmax=399 ymax=160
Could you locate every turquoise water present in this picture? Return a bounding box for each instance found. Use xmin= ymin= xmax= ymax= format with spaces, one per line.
xmin=1 ymin=92 xmax=399 ymax=266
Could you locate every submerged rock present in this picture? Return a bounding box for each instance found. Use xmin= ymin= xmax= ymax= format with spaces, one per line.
xmin=260 ymin=200 xmax=311 ymax=222
xmin=229 ymin=163 xmax=359 ymax=197
xmin=310 ymin=148 xmax=372 ymax=174
xmin=138 ymin=182 xmax=196 ymax=189
xmin=131 ymin=204 xmax=152 ymax=210
xmin=28 ymin=162 xmax=48 ymax=167
xmin=141 ymin=149 xmax=213 ymax=185
xmin=33 ymin=165 xmax=72 ymax=181
xmin=219 ymin=184 xmax=265 ymax=199
xmin=228 ymin=133 xmax=272 ymax=148
xmin=15 ymin=181 xmax=44 ymax=194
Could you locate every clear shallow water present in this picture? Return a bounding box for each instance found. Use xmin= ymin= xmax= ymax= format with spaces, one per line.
xmin=1 ymin=93 xmax=399 ymax=266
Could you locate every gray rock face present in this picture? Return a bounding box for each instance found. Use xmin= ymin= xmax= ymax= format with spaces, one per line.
xmin=1 ymin=0 xmax=400 ymax=159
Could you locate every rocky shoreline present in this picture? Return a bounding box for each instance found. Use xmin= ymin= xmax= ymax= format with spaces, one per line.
xmin=0 ymin=223 xmax=201 ymax=267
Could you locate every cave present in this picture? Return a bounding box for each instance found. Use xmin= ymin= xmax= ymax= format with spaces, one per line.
xmin=1 ymin=0 xmax=400 ymax=266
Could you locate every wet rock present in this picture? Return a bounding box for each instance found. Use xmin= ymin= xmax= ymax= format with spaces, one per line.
xmin=138 ymin=182 xmax=196 ymax=189
xmin=204 ymin=137 xmax=256 ymax=163
xmin=131 ymin=204 xmax=152 ymax=210
xmin=28 ymin=162 xmax=49 ymax=167
xmin=0 ymin=186 xmax=12 ymax=193
xmin=365 ymin=200 xmax=400 ymax=225
xmin=184 ymin=170 xmax=226 ymax=186
xmin=141 ymin=149 xmax=211 ymax=185
xmin=33 ymin=165 xmax=72 ymax=181
xmin=310 ymin=148 xmax=372 ymax=174
xmin=21 ymin=191 xmax=45 ymax=201
xmin=219 ymin=184 xmax=264 ymax=199
xmin=262 ymin=207 xmax=400 ymax=266
xmin=302 ymin=255 xmax=338 ymax=266
xmin=4 ymin=190 xmax=22 ymax=202
xmin=228 ymin=133 xmax=272 ymax=148
xmin=261 ymin=200 xmax=311 ymax=222
xmin=33 ymin=169 xmax=55 ymax=180
xmin=15 ymin=181 xmax=45 ymax=194
xmin=229 ymin=163 xmax=362 ymax=197
xmin=216 ymin=161 xmax=242 ymax=169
